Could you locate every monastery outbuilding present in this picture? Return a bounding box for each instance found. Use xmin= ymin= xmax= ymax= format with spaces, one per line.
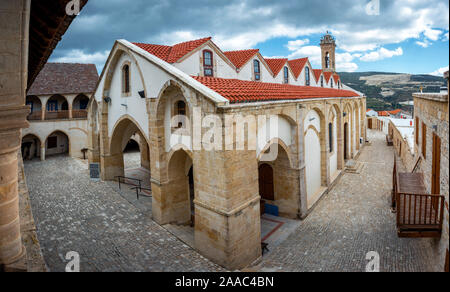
xmin=88 ymin=33 xmax=366 ymax=269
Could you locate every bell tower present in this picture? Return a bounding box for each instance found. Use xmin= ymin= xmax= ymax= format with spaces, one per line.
xmin=320 ymin=32 xmax=336 ymax=72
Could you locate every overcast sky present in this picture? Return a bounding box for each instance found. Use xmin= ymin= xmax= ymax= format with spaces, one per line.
xmin=50 ymin=0 xmax=449 ymax=75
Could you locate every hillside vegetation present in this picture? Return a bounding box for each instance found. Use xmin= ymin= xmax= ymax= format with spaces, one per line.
xmin=339 ymin=72 xmax=445 ymax=111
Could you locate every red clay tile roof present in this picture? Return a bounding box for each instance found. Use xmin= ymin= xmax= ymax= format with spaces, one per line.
xmin=378 ymin=111 xmax=389 ymax=117
xmin=133 ymin=37 xmax=211 ymax=63
xmin=389 ymin=109 xmax=402 ymax=115
xmin=323 ymin=71 xmax=333 ymax=83
xmin=265 ymin=58 xmax=288 ymax=76
xmin=333 ymin=74 xmax=340 ymax=82
xmin=28 ymin=63 xmax=99 ymax=96
xmin=313 ymin=69 xmax=322 ymax=81
xmin=224 ymin=49 xmax=259 ymax=69
xmin=192 ymin=76 xmax=359 ymax=103
xmin=288 ymin=58 xmax=308 ymax=79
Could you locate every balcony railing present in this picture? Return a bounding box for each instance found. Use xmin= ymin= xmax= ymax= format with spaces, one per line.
xmin=27 ymin=109 xmax=88 ymax=121
xmin=392 ymin=153 xmax=445 ymax=238
xmin=45 ymin=110 xmax=69 ymax=120
xmin=72 ymin=109 xmax=88 ymax=119
xmin=27 ymin=111 xmax=42 ymax=121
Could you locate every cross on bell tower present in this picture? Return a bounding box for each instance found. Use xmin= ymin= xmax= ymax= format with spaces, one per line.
xmin=320 ymin=31 xmax=336 ymax=72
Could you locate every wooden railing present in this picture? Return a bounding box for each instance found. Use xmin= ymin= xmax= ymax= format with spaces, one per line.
xmin=392 ymin=153 xmax=445 ymax=237
xmin=396 ymin=193 xmax=445 ymax=232
xmin=72 ymin=109 xmax=88 ymax=119
xmin=45 ymin=110 xmax=69 ymax=120
xmin=27 ymin=111 xmax=42 ymax=121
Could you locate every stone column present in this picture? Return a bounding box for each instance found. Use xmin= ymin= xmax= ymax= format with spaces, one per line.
xmin=194 ymin=149 xmax=261 ymax=270
xmin=68 ymin=104 xmax=73 ymax=119
xmin=40 ymin=145 xmax=45 ymax=161
xmin=0 ymin=0 xmax=30 ymax=267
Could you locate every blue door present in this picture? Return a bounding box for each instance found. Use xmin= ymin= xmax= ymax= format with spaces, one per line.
xmin=47 ymin=101 xmax=58 ymax=112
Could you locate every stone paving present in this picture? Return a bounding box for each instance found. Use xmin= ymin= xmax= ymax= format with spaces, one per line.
xmin=24 ymin=154 xmax=224 ymax=272
xmin=255 ymin=130 xmax=439 ymax=272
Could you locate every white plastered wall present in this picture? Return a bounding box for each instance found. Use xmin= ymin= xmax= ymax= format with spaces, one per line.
xmin=304 ymin=110 xmax=322 ymax=208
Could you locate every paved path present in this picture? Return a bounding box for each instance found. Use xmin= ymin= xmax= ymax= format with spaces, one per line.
xmin=256 ymin=130 xmax=439 ymax=272
xmin=24 ymin=155 xmax=224 ymax=272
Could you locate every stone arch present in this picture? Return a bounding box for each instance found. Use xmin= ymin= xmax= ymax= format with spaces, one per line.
xmin=104 ymin=116 xmax=150 ymax=180
xmin=258 ymin=138 xmax=295 ymax=169
xmin=164 ymin=148 xmax=195 ymax=225
xmin=45 ymin=130 xmax=70 ymax=157
xmin=343 ymin=102 xmax=354 ymax=159
xmin=45 ymin=94 xmax=69 ymax=119
xmin=353 ymin=100 xmax=360 ymax=151
xmin=303 ymin=107 xmax=327 ymax=209
xmin=258 ymin=141 xmax=300 ymax=218
xmin=155 ymin=80 xmax=193 ymax=154
xmin=25 ymin=95 xmax=43 ymax=119
xmin=102 ymin=46 xmax=148 ymax=99
xmin=328 ymin=103 xmax=343 ymax=177
xmin=21 ymin=134 xmax=42 ymax=160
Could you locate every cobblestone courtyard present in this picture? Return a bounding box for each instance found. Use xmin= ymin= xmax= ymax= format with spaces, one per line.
xmin=24 ymin=154 xmax=224 ymax=272
xmin=24 ymin=130 xmax=439 ymax=272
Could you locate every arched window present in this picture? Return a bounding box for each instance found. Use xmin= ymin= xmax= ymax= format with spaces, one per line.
xmin=284 ymin=66 xmax=289 ymax=84
xmin=338 ymin=81 xmax=341 ymax=89
xmin=320 ymin=76 xmax=324 ymax=87
xmin=254 ymin=60 xmax=261 ymax=81
xmin=329 ymin=122 xmax=333 ymax=153
xmin=175 ymin=100 xmax=186 ymax=128
xmin=203 ymin=50 xmax=213 ymax=77
xmin=122 ymin=64 xmax=130 ymax=94
xmin=305 ymin=67 xmax=310 ymax=86
xmin=325 ymin=52 xmax=330 ymax=69
xmin=330 ymin=78 xmax=334 ymax=88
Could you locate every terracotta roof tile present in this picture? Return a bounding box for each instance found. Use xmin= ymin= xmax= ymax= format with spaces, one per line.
xmin=333 ymin=73 xmax=340 ymax=82
xmin=193 ymin=76 xmax=359 ymax=104
xmin=224 ymin=49 xmax=259 ymax=69
xmin=28 ymin=63 xmax=99 ymax=96
xmin=313 ymin=69 xmax=322 ymax=81
xmin=323 ymin=71 xmax=333 ymax=83
xmin=288 ymin=58 xmax=308 ymax=79
xmin=378 ymin=111 xmax=389 ymax=117
xmin=133 ymin=37 xmax=211 ymax=63
xmin=265 ymin=58 xmax=288 ymax=76
xmin=389 ymin=109 xmax=402 ymax=115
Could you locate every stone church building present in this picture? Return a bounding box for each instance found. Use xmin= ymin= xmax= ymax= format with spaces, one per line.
xmin=87 ymin=33 xmax=366 ymax=269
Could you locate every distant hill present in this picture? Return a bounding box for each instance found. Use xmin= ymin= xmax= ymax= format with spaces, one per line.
xmin=338 ymin=72 xmax=446 ymax=111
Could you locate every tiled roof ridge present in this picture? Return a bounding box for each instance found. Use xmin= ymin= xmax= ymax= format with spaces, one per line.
xmin=192 ymin=75 xmax=359 ymax=104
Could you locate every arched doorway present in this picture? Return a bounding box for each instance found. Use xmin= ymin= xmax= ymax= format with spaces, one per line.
xmin=45 ymin=131 xmax=69 ymax=157
xmin=259 ymin=164 xmax=274 ymax=201
xmin=258 ymin=143 xmax=299 ymax=218
xmin=167 ymin=149 xmax=194 ymax=225
xmin=107 ymin=117 xmax=151 ymax=183
xmin=304 ymin=109 xmax=326 ymax=209
xmin=344 ymin=122 xmax=349 ymax=160
xmin=21 ymin=134 xmax=41 ymax=160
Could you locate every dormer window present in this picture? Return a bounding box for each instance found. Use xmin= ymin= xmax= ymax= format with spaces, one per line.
xmin=305 ymin=67 xmax=310 ymax=86
xmin=122 ymin=64 xmax=130 ymax=94
xmin=254 ymin=60 xmax=261 ymax=81
xmin=203 ymin=50 xmax=214 ymax=77
xmin=331 ymin=78 xmax=334 ymax=88
xmin=283 ymin=66 xmax=289 ymax=84
xmin=320 ymin=76 xmax=324 ymax=87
